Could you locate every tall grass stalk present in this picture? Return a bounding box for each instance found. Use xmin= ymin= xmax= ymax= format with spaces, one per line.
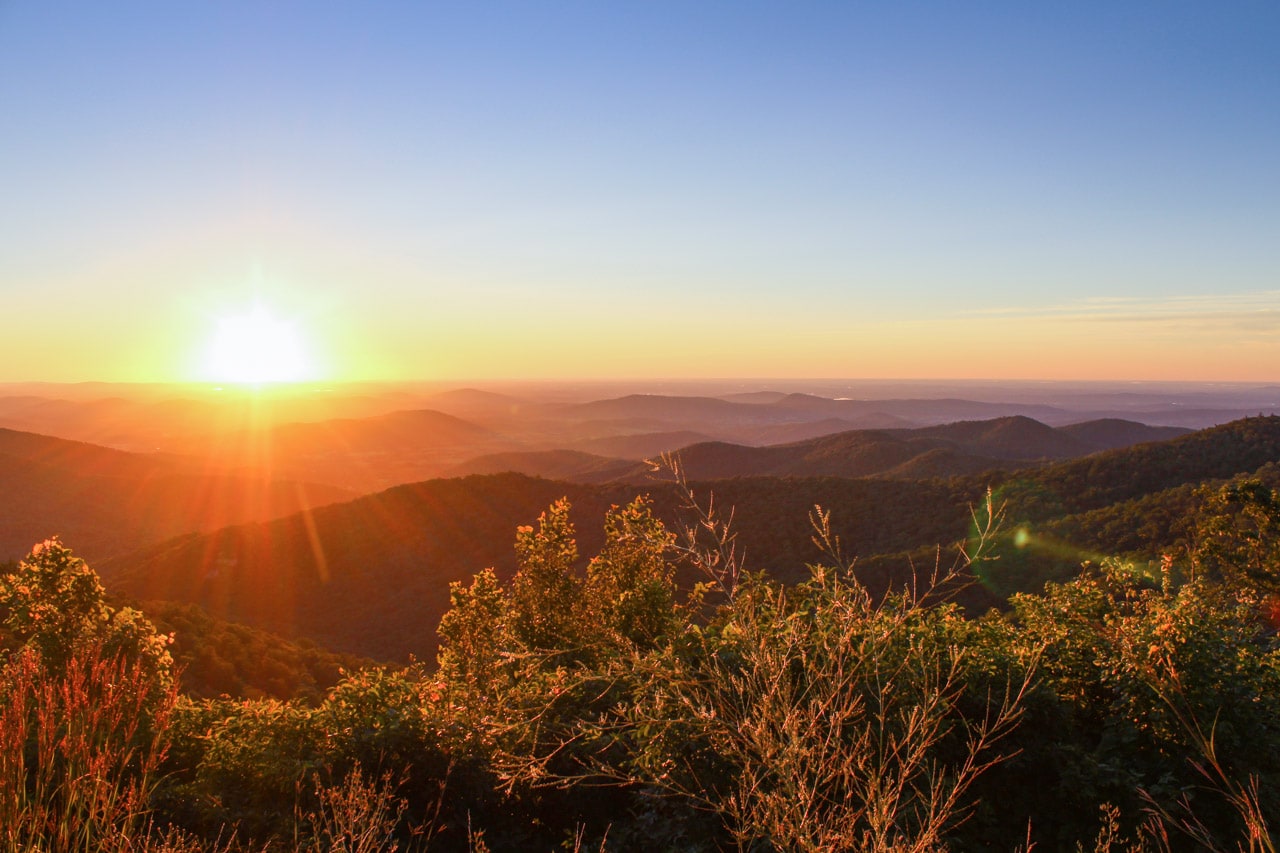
xmin=0 ymin=644 xmax=178 ymax=853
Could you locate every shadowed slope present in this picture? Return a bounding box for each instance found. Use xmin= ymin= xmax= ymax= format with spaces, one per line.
xmin=101 ymin=473 xmax=973 ymax=662
xmin=0 ymin=428 xmax=354 ymax=562
xmin=96 ymin=418 xmax=1279 ymax=664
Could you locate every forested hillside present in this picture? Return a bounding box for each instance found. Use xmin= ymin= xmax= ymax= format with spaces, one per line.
xmin=2 ymin=469 xmax=1278 ymax=851
xmin=99 ymin=417 xmax=1280 ymax=662
xmin=100 ymin=473 xmax=974 ymax=660
xmin=3 ymin=416 xmax=1279 ymax=851
xmin=0 ymin=428 xmax=354 ymax=562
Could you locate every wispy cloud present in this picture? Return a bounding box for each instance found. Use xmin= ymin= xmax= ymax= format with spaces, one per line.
xmin=968 ymin=291 xmax=1280 ymax=335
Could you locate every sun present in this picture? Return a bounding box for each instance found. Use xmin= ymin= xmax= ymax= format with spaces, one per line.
xmin=202 ymin=304 xmax=314 ymax=384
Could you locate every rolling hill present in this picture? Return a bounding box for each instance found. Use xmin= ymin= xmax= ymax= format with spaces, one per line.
xmin=1058 ymin=418 xmax=1189 ymax=450
xmin=94 ymin=416 xmax=1280 ymax=664
xmin=0 ymin=428 xmax=355 ymax=563
xmin=442 ymin=449 xmax=638 ymax=483
xmin=100 ymin=473 xmax=975 ymax=662
xmin=267 ymin=408 xmax=514 ymax=489
xmin=570 ymin=430 xmax=716 ymax=459
xmin=447 ymin=416 xmax=1190 ymax=484
xmin=994 ymin=415 xmax=1280 ymax=521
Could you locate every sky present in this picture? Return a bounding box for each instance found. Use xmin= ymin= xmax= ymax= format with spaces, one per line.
xmin=1 ymin=1 xmax=1278 ymax=383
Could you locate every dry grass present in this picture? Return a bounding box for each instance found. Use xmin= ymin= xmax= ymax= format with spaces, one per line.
xmin=0 ymin=644 xmax=177 ymax=853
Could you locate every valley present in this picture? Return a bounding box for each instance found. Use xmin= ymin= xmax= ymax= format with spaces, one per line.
xmin=3 ymin=380 xmax=1276 ymax=664
xmin=4 ymin=380 xmax=1280 ymax=850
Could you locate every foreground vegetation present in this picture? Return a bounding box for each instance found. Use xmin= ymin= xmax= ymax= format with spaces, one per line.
xmin=2 ymin=475 xmax=1278 ymax=850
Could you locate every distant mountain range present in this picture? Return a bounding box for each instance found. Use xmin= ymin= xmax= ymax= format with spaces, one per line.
xmin=446 ymin=416 xmax=1189 ymax=483
xmin=96 ymin=416 xmax=1280 ymax=663
xmin=2 ymin=382 xmax=1274 ymax=497
xmin=6 ymin=382 xmax=1280 ymax=704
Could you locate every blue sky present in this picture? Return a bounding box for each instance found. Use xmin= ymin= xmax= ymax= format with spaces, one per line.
xmin=1 ymin=2 xmax=1277 ymax=381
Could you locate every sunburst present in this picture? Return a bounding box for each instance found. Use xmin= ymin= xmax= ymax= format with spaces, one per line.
xmin=203 ymin=304 xmax=312 ymax=384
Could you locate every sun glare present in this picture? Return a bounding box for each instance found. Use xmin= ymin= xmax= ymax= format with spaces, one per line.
xmin=203 ymin=304 xmax=313 ymax=384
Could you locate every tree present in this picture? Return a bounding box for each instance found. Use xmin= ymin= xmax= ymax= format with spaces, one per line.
xmin=436 ymin=567 xmax=509 ymax=712
xmin=585 ymin=496 xmax=680 ymax=650
xmin=508 ymin=499 xmax=584 ymax=655
xmin=1191 ymin=479 xmax=1280 ymax=597
xmin=0 ymin=538 xmax=172 ymax=686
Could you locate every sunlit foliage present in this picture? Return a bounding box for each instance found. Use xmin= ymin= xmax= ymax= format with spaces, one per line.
xmin=3 ymin=466 xmax=1280 ymax=852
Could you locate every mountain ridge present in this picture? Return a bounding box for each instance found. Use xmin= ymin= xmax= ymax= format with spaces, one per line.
xmin=96 ymin=417 xmax=1279 ymax=664
xmin=446 ymin=416 xmax=1190 ymax=483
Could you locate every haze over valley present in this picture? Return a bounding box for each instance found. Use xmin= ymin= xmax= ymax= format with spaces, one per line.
xmin=3 ymin=377 xmax=1264 ymax=563
xmin=1 ymin=377 xmax=1276 ymax=660
xmin=3 ymin=2 xmax=1279 ymax=849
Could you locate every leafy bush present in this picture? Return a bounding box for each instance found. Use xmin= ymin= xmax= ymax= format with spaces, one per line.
xmin=7 ymin=472 xmax=1280 ymax=852
xmin=0 ymin=538 xmax=172 ymax=689
xmin=1006 ymin=559 xmax=1280 ymax=848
